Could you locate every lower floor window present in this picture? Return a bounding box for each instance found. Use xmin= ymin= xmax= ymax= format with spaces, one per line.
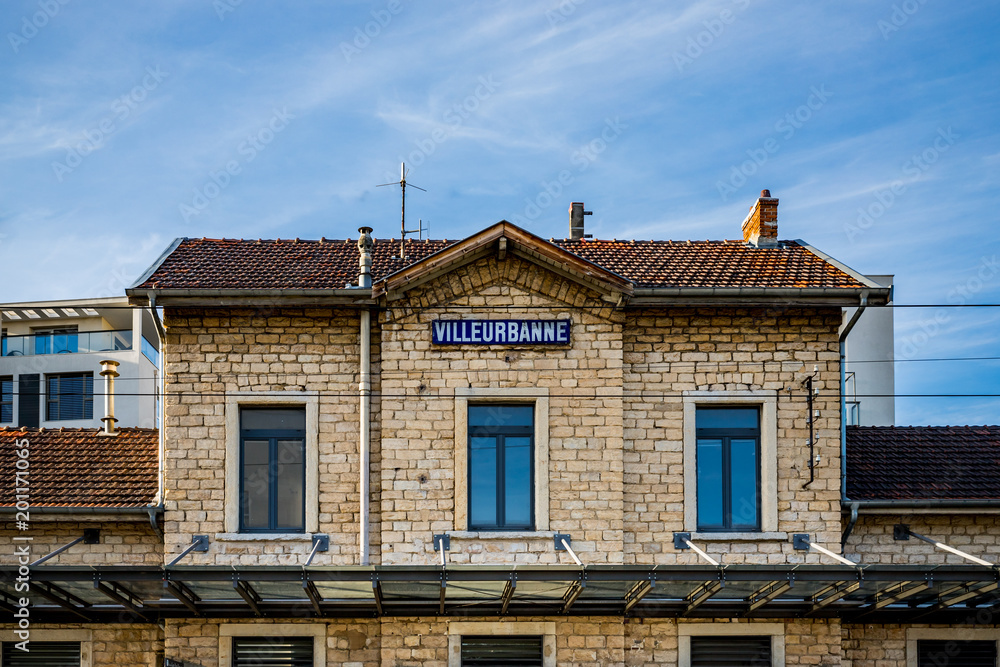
xmin=45 ymin=372 xmax=93 ymax=421
xmin=689 ymin=636 xmax=772 ymax=666
xmin=1 ymin=641 xmax=80 ymax=666
xmin=918 ymin=639 xmax=996 ymax=667
xmin=461 ymin=636 xmax=543 ymax=666
xmin=232 ymin=637 xmax=313 ymax=667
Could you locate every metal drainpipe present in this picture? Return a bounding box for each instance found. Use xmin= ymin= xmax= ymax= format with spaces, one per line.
xmin=839 ymin=290 xmax=868 ymax=548
xmin=358 ymin=227 xmax=374 ymax=565
xmin=148 ymin=294 xmax=167 ymax=530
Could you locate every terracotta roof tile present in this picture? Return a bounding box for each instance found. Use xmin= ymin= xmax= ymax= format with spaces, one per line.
xmin=0 ymin=427 xmax=158 ymax=508
xmin=133 ymin=235 xmax=867 ymax=291
xmin=846 ymin=426 xmax=1000 ymax=501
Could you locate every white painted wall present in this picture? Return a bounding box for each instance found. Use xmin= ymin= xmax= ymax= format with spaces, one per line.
xmin=842 ymin=274 xmax=895 ymax=426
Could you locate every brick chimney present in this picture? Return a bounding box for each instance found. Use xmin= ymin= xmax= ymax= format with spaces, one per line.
xmin=742 ymin=189 xmax=779 ymax=247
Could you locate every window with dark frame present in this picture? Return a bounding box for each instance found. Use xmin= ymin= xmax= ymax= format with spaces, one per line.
xmin=239 ymin=407 xmax=307 ymax=533
xmin=917 ymin=639 xmax=997 ymax=667
xmin=45 ymin=372 xmax=93 ymax=421
xmin=689 ymin=635 xmax=772 ymax=666
xmin=461 ymin=635 xmax=543 ymax=666
xmin=468 ymin=404 xmax=534 ymax=531
xmin=1 ymin=641 xmax=81 ymax=666
xmin=232 ymin=636 xmax=313 ymax=667
xmin=0 ymin=376 xmax=12 ymax=423
xmin=696 ymin=406 xmax=761 ymax=532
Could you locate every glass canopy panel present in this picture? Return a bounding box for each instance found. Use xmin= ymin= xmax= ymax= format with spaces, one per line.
xmin=44 ymin=581 xmax=110 ymax=605
xmin=579 ymin=580 xmax=636 ymax=600
xmin=446 ymin=580 xmax=508 ymax=600
xmin=380 ymin=580 xmax=446 ymax=600
xmin=313 ymin=581 xmax=376 ymax=600
xmin=184 ymin=581 xmax=246 ymax=601
xmin=511 ymin=580 xmax=574 ymax=602
xmin=245 ymin=581 xmax=312 ymax=601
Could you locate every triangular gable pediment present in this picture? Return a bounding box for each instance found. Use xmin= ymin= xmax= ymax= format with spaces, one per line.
xmin=372 ymin=221 xmax=634 ymax=302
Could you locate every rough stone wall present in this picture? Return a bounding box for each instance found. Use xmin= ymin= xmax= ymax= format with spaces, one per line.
xmin=845 ymin=514 xmax=1000 ymax=565
xmin=377 ymin=254 xmax=625 ymax=565
xmin=842 ymin=625 xmax=907 ymax=667
xmin=623 ymin=307 xmax=844 ymax=564
xmin=0 ymin=520 xmax=161 ymax=565
xmin=162 ymin=307 xmax=371 ymax=565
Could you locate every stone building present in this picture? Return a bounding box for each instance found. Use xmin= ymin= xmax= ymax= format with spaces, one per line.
xmin=2 ymin=190 xmax=998 ymax=666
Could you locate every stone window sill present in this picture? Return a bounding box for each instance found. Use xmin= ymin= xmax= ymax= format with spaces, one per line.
xmin=215 ymin=533 xmax=313 ymax=542
xmin=447 ymin=531 xmax=556 ymax=540
xmin=690 ymin=531 xmax=788 ymax=541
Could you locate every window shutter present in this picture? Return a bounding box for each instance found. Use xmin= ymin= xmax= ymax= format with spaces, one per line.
xmin=1 ymin=641 xmax=80 ymax=666
xmin=232 ymin=637 xmax=314 ymax=667
xmin=689 ymin=635 xmax=772 ymax=666
xmin=17 ymin=374 xmax=39 ymax=428
xmin=461 ymin=636 xmax=544 ymax=666
xmin=918 ymin=640 xmax=996 ymax=667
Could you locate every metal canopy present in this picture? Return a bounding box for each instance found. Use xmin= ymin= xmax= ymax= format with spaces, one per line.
xmin=3 ymin=564 xmax=998 ymax=624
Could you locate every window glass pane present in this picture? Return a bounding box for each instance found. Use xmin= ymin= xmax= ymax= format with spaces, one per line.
xmin=730 ymin=438 xmax=759 ymax=528
xmin=46 ymin=373 xmax=92 ymax=420
xmin=241 ymin=408 xmax=306 ymax=431
xmin=470 ymin=436 xmax=497 ymax=527
xmin=504 ymin=436 xmax=532 ymax=528
xmin=469 ymin=404 xmax=533 ymax=431
xmin=275 ymin=439 xmax=305 ymax=529
xmin=242 ymin=439 xmax=270 ymax=529
xmin=696 ymin=407 xmax=759 ymax=430
xmin=696 ymin=438 xmax=723 ymax=528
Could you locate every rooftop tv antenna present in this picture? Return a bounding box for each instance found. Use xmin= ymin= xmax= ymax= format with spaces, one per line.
xmin=377 ymin=162 xmax=426 ymax=259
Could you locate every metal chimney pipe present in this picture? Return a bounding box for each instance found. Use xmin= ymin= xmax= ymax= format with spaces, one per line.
xmin=569 ymin=202 xmax=592 ymax=240
xmin=99 ymin=359 xmax=120 ymax=436
xmin=358 ymin=226 xmax=374 ymax=289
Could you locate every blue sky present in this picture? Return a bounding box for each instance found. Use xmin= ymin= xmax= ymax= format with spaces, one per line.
xmin=1 ymin=0 xmax=998 ymax=425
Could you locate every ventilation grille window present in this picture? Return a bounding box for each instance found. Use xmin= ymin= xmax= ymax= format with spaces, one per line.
xmin=689 ymin=635 xmax=772 ymax=666
xmin=461 ymin=635 xmax=544 ymax=666
xmin=1 ymin=641 xmax=80 ymax=666
xmin=232 ymin=637 xmax=314 ymax=667
xmin=918 ymin=640 xmax=996 ymax=667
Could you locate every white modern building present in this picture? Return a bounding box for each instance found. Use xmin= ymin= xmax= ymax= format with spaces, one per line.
xmin=0 ymin=296 xmax=159 ymax=429
xmin=842 ymin=274 xmax=895 ymax=426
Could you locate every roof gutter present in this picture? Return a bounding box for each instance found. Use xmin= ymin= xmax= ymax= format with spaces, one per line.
xmin=0 ymin=506 xmax=161 ymax=515
xmin=848 ymin=499 xmax=1000 ymax=509
xmin=125 ymin=287 xmax=375 ymax=307
xmin=629 ymin=286 xmax=890 ymax=306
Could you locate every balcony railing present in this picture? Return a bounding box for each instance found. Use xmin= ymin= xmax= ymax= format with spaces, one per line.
xmin=2 ymin=329 xmax=134 ymax=357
